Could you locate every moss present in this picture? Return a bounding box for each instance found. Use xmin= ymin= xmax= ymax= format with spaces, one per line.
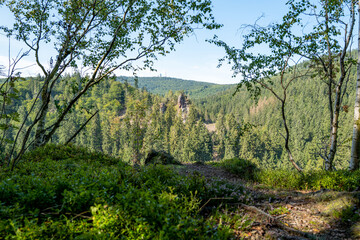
xmin=323 ymin=195 xmax=360 ymax=222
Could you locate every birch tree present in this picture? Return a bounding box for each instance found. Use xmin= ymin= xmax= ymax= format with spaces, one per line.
xmin=0 ymin=0 xmax=220 ymax=168
xmin=349 ymin=1 xmax=360 ymax=171
xmin=298 ymin=0 xmax=356 ymax=170
xmin=212 ymin=0 xmax=357 ymax=171
xmin=210 ymin=10 xmax=310 ymax=172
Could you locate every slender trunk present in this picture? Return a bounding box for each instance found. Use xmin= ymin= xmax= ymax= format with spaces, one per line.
xmin=328 ymin=82 xmax=333 ymax=128
xmin=33 ymin=80 xmax=50 ymax=148
xmin=325 ymin=0 xmax=355 ymax=170
xmin=281 ymin=99 xmax=302 ymax=172
xmin=325 ymin=4 xmax=334 ymax=130
xmin=349 ymin=2 xmax=360 ymax=171
xmin=326 ymin=84 xmax=342 ymax=170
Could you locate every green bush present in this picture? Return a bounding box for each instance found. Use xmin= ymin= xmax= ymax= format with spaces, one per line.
xmin=0 ymin=144 xmax=241 ymax=239
xmin=216 ymin=158 xmax=259 ymax=181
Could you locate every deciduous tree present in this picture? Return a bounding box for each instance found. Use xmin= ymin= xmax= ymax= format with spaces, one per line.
xmin=1 ymin=0 xmax=220 ymax=168
xmin=294 ymin=0 xmax=356 ymax=170
xmin=349 ymin=1 xmax=360 ymax=171
xmin=210 ymin=10 xmax=310 ymax=172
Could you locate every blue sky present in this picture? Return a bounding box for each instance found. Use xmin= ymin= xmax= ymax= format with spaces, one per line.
xmin=0 ymin=0 xmax=289 ymax=84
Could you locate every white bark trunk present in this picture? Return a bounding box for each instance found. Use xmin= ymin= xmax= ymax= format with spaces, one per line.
xmin=349 ymin=2 xmax=360 ymax=170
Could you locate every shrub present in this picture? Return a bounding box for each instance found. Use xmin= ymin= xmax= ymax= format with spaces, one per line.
xmin=217 ymin=158 xmax=259 ymax=181
xmin=255 ymin=169 xmax=303 ymax=190
xmin=144 ymin=149 xmax=181 ymax=165
xmin=207 ymin=207 xmax=253 ymax=239
xmin=20 ymin=144 xmax=121 ymax=166
xmin=0 ymin=144 xmax=238 ymax=239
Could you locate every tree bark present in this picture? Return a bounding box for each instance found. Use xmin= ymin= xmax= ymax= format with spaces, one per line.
xmin=33 ymin=81 xmax=50 ymax=148
xmin=326 ymin=84 xmax=342 ymax=170
xmin=324 ymin=1 xmax=355 ymax=170
xmin=349 ymin=1 xmax=360 ymax=171
xmin=281 ymin=99 xmax=302 ymax=172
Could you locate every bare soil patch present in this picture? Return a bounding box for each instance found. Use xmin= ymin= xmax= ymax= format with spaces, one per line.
xmin=175 ymin=163 xmax=360 ymax=240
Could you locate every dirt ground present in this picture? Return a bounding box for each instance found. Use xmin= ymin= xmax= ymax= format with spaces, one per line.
xmin=176 ymin=163 xmax=360 ymax=240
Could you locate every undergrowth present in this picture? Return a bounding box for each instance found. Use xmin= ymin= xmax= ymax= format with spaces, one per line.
xmin=215 ymin=157 xmax=360 ymax=191
xmin=0 ymin=144 xmax=249 ymax=239
xmin=255 ymin=169 xmax=360 ymax=191
xmin=210 ymin=158 xmax=258 ymax=181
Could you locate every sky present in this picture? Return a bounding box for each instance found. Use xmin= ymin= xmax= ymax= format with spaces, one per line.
xmin=0 ymin=0 xmax=289 ymax=84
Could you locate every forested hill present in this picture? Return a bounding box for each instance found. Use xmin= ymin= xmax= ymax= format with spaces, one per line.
xmin=195 ymin=66 xmax=357 ymax=170
xmin=116 ymin=76 xmax=235 ymax=99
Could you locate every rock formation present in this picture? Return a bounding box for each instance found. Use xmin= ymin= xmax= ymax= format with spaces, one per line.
xmin=160 ymin=102 xmax=167 ymax=114
xmin=177 ymin=93 xmax=189 ymax=122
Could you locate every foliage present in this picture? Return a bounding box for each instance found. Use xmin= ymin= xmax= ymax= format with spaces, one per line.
xmin=4 ymin=60 xmax=357 ymax=171
xmin=2 ymin=59 xmax=358 ymax=171
xmin=0 ymin=144 xmax=248 ymax=239
xmin=352 ymin=222 xmax=360 ymax=238
xmin=205 ymin=178 xmax=249 ymax=203
xmin=210 ymin=0 xmax=325 ymax=172
xmin=255 ymin=169 xmax=360 ymax=191
xmin=0 ymin=63 xmax=25 ymax=163
xmin=144 ymin=149 xmax=181 ymax=165
xmin=21 ymin=143 xmax=118 ymax=165
xmin=207 ymin=207 xmax=253 ymax=238
xmin=213 ymin=158 xmax=259 ymax=181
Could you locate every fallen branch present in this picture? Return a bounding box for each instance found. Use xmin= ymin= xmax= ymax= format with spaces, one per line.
xmin=239 ymin=203 xmax=315 ymax=239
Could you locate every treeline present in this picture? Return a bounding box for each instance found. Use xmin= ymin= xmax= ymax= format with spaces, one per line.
xmin=117 ymin=76 xmax=235 ymax=99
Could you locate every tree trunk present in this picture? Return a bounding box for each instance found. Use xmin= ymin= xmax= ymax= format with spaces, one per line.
xmin=281 ymin=99 xmax=302 ymax=172
xmin=33 ymin=81 xmax=50 ymax=148
xmin=349 ymin=2 xmax=360 ymax=171
xmin=324 ymin=0 xmax=354 ymax=170
xmin=326 ymin=84 xmax=342 ymax=170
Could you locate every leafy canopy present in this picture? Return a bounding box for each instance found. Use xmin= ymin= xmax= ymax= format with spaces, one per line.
xmin=2 ymin=0 xmax=220 ymax=75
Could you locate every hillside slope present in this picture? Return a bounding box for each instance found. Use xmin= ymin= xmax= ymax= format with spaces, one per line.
xmin=117 ymin=76 xmax=235 ymax=99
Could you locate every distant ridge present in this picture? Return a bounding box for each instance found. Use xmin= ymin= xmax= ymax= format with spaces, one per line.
xmin=116 ymin=76 xmax=235 ymax=99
